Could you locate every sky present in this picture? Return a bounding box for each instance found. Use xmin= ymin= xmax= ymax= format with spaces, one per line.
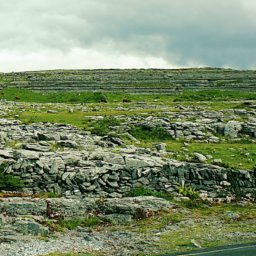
xmin=0 ymin=0 xmax=256 ymax=72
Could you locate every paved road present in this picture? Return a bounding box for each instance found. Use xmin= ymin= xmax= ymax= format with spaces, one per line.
xmin=163 ymin=243 xmax=256 ymax=256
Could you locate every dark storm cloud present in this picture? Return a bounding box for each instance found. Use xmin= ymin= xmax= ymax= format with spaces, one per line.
xmin=0 ymin=0 xmax=255 ymax=71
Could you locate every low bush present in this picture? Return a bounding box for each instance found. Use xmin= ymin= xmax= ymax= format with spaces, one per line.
xmin=91 ymin=117 xmax=121 ymax=136
xmin=130 ymin=125 xmax=172 ymax=141
xmin=0 ymin=165 xmax=24 ymax=191
xmin=178 ymin=186 xmax=199 ymax=200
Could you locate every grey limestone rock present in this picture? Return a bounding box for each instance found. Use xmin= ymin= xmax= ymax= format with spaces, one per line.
xmin=224 ymin=121 xmax=242 ymax=138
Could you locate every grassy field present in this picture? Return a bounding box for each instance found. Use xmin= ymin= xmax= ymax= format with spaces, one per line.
xmin=1 ymin=88 xmax=256 ymax=104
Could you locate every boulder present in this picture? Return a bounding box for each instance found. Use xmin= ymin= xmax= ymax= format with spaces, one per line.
xmin=224 ymin=121 xmax=242 ymax=138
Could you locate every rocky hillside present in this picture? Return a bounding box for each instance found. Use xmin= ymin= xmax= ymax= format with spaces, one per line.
xmin=0 ymin=83 xmax=255 ymax=256
xmin=1 ymin=68 xmax=256 ymax=93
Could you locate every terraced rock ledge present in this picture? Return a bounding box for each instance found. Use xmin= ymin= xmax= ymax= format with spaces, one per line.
xmin=1 ymin=68 xmax=256 ymax=93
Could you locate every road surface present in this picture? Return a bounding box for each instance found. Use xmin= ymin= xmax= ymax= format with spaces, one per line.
xmin=163 ymin=243 xmax=256 ymax=256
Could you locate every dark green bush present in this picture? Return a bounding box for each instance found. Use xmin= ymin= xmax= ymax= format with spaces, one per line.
xmin=0 ymin=165 xmax=24 ymax=191
xmin=130 ymin=125 xmax=172 ymax=141
xmin=91 ymin=117 xmax=121 ymax=136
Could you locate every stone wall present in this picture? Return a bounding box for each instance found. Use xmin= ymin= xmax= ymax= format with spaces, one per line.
xmin=1 ymin=148 xmax=255 ymax=199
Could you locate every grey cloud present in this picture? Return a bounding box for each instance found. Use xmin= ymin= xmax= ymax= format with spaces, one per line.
xmin=0 ymin=0 xmax=255 ymax=69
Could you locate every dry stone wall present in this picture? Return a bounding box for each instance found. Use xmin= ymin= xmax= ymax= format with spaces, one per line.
xmin=1 ymin=148 xmax=255 ymax=199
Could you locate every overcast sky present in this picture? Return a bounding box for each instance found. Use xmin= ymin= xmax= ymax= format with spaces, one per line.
xmin=0 ymin=0 xmax=255 ymax=72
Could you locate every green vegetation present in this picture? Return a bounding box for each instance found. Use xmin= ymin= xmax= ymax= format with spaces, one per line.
xmin=0 ymin=88 xmax=171 ymax=104
xmin=125 ymin=187 xmax=173 ymax=201
xmin=90 ymin=117 xmax=121 ymax=136
xmin=136 ymin=140 xmax=256 ymax=170
xmin=178 ymin=186 xmax=199 ymax=200
xmin=45 ymin=217 xmax=102 ymax=232
xmin=130 ymin=125 xmax=173 ymax=141
xmin=167 ymin=141 xmax=256 ymax=170
xmin=58 ymin=217 xmax=101 ymax=230
xmin=41 ymin=253 xmax=94 ymax=256
xmin=34 ymin=192 xmax=61 ymax=198
xmin=0 ymin=88 xmax=110 ymax=103
xmin=174 ymin=89 xmax=256 ymax=101
xmin=1 ymin=88 xmax=256 ymax=105
xmin=1 ymin=88 xmax=254 ymax=171
xmin=124 ymin=203 xmax=256 ymax=254
xmin=0 ymin=165 xmax=24 ymax=191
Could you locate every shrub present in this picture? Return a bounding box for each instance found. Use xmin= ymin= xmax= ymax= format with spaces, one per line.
xmin=87 ymin=92 xmax=107 ymax=103
xmin=91 ymin=117 xmax=120 ymax=136
xmin=130 ymin=125 xmax=172 ymax=141
xmin=0 ymin=165 xmax=24 ymax=191
xmin=178 ymin=186 xmax=199 ymax=200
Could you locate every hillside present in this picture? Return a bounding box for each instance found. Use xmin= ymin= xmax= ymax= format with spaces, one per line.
xmin=0 ymin=68 xmax=256 ymax=93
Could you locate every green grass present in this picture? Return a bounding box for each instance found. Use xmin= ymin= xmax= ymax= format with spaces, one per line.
xmin=167 ymin=141 xmax=256 ymax=170
xmin=157 ymin=204 xmax=256 ymax=254
xmin=0 ymin=88 xmax=174 ymax=104
xmin=46 ymin=217 xmax=102 ymax=231
xmin=0 ymin=88 xmax=109 ymax=103
xmin=19 ymin=111 xmax=90 ymax=128
xmin=34 ymin=192 xmax=61 ymax=199
xmin=1 ymin=88 xmax=256 ymax=105
xmin=174 ymin=90 xmax=256 ymax=101
xmin=137 ymin=140 xmax=256 ymax=170
xmin=41 ymin=253 xmax=95 ymax=256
